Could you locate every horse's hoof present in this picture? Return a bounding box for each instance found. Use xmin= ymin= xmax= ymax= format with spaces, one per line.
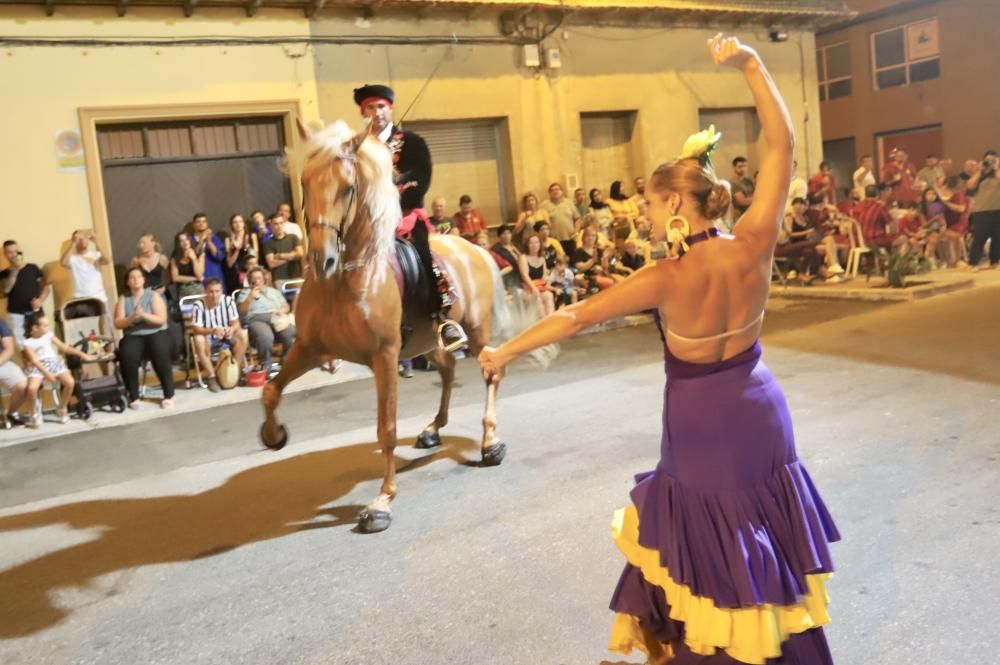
xmin=481 ymin=442 xmax=507 ymax=467
xmin=260 ymin=424 xmax=288 ymax=451
xmin=414 ymin=430 xmax=441 ymax=449
xmin=358 ymin=509 xmax=392 ymax=533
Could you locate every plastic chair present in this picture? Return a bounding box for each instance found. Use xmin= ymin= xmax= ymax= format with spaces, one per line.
xmin=845 ymin=219 xmax=873 ymax=279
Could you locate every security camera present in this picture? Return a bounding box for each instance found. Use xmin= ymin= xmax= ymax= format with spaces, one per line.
xmin=769 ymin=30 xmax=788 ymax=42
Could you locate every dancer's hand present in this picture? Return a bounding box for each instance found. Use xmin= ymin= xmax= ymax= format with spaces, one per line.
xmin=708 ymin=33 xmax=758 ymax=70
xmin=478 ymin=346 xmax=507 ymax=384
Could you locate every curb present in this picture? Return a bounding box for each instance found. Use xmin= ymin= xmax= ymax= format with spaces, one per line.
xmin=770 ymin=278 xmax=975 ymax=302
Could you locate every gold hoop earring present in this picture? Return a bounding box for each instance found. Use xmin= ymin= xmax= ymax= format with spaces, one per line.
xmin=665 ymin=215 xmax=691 ymax=259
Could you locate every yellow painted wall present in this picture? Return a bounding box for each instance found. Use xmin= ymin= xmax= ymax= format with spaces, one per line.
xmin=310 ymin=15 xmax=823 ymax=223
xmin=0 ymin=6 xmax=320 ymax=315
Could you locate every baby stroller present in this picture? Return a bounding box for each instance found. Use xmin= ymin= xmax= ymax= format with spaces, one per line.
xmin=59 ymin=297 xmax=129 ymax=419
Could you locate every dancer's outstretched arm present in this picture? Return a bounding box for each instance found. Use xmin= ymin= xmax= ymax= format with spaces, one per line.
xmin=709 ymin=34 xmax=794 ymax=252
xmin=479 ymin=260 xmax=668 ymax=379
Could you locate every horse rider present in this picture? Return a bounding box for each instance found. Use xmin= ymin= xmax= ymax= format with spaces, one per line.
xmin=353 ymin=83 xmax=467 ymax=352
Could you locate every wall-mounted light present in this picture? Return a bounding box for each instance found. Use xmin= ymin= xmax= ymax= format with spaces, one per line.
xmin=769 ymin=30 xmax=789 ymax=43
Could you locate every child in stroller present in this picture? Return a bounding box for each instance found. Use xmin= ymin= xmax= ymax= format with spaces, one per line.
xmin=59 ymin=296 xmax=129 ymax=419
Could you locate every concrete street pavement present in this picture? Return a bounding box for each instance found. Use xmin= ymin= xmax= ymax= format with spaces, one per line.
xmin=1 ymin=287 xmax=998 ymax=665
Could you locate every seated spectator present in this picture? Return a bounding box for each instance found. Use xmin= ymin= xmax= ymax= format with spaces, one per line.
xmin=856 ymin=183 xmax=908 ymax=253
xmin=429 ymin=198 xmax=458 ymax=235
xmin=61 ymin=230 xmax=110 ymax=304
xmin=573 ymin=227 xmax=619 ymax=293
xmin=937 ymin=176 xmax=970 ymax=267
xmin=587 ymin=188 xmax=614 ymax=236
xmin=0 ymin=317 xmax=29 ymax=426
xmin=918 ymin=187 xmax=948 ymax=266
xmin=190 ymin=213 xmax=227 ymax=292
xmin=808 ymin=161 xmax=837 ymax=204
xmin=171 ymin=231 xmax=205 ymax=299
xmin=241 ymin=255 xmax=260 ymax=288
xmin=513 ymin=193 xmax=549 ymax=250
xmin=607 ymin=181 xmax=639 ymax=226
xmin=916 ymin=154 xmax=945 ymax=191
xmin=518 ymin=234 xmax=555 ymax=316
xmin=453 ymin=194 xmax=487 ymax=242
xmin=533 ymin=220 xmax=565 ymax=270
xmin=898 ymin=201 xmax=937 ymax=262
xmin=779 ymin=197 xmax=833 ymax=282
xmin=225 ymin=214 xmax=258 ymax=295
xmin=1 ymin=239 xmax=49 ymax=348
xmin=475 ymin=231 xmax=514 ymax=280
xmin=276 ymin=202 xmax=303 ymax=238
xmin=629 ymin=219 xmax=656 ymax=262
xmin=805 ymin=193 xmax=848 ymax=275
xmin=131 ymin=233 xmax=170 ymax=298
xmin=490 ymin=225 xmax=522 ymax=291
xmin=114 ymin=267 xmax=175 ymax=410
xmin=236 ymin=267 xmax=296 ymax=373
xmin=548 ymin=255 xmax=582 ymax=309
xmin=21 ymin=310 xmax=95 ymax=427
xmin=618 ymin=239 xmax=646 ymax=275
xmin=262 ymin=214 xmax=304 ymax=287
xmin=574 ymin=215 xmax=612 ymax=251
xmin=190 ymin=278 xmax=248 ymax=392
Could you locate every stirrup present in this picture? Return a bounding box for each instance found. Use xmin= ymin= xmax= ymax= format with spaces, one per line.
xmin=437 ymin=318 xmax=468 ymax=353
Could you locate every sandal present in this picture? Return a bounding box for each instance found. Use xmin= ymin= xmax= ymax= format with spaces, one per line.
xmin=57 ymin=410 xmax=70 ymax=425
xmin=160 ymin=398 xmax=175 ymax=409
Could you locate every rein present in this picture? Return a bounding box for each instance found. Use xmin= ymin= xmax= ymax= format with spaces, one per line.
xmin=305 ymin=156 xmax=364 ymax=275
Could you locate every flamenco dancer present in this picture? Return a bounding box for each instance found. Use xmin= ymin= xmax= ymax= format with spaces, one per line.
xmin=479 ymin=34 xmax=840 ymax=664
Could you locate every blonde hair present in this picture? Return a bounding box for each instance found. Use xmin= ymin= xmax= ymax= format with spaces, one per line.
xmin=649 ymin=157 xmax=731 ymax=220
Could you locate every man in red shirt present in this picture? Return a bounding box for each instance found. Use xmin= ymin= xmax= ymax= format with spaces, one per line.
xmin=855 ymin=183 xmax=905 ymax=251
xmin=453 ymin=194 xmax=487 ymax=242
xmin=881 ymin=148 xmax=918 ymax=205
xmin=808 ymin=160 xmax=837 ymax=205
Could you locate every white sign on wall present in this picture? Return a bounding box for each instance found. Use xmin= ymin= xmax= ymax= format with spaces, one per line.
xmin=906 ymin=18 xmax=939 ymax=61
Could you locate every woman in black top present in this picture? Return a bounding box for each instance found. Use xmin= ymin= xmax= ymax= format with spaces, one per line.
xmin=170 ymin=232 xmax=205 ymax=299
xmin=518 ymin=234 xmax=554 ymax=315
xmin=225 ymin=213 xmax=258 ymax=295
xmin=573 ymin=227 xmax=622 ymax=293
xmin=490 ymin=225 xmax=522 ymax=291
xmin=131 ymin=233 xmax=170 ymax=297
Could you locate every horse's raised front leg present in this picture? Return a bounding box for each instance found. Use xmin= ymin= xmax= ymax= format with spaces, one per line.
xmin=358 ymin=346 xmax=400 ymax=533
xmin=260 ymin=344 xmax=316 ymax=450
xmin=414 ymin=347 xmax=455 ymax=450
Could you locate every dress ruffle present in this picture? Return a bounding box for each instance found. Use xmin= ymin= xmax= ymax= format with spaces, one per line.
xmin=609 ymin=503 xmax=833 ymax=664
xmin=630 ymin=460 xmax=840 ymax=608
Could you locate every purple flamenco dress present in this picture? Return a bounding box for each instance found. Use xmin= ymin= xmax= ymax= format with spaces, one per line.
xmin=608 ymin=253 xmax=840 ymax=664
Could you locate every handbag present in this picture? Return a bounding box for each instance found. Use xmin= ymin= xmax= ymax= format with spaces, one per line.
xmin=271 ymin=312 xmax=291 ymax=332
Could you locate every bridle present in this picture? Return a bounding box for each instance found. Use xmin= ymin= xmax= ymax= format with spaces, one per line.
xmin=304 ymin=153 xmax=363 ymax=274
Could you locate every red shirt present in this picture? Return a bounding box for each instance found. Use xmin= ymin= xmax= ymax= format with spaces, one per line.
xmin=944 ymin=191 xmax=970 ymax=234
xmin=897 ymin=211 xmax=925 ymax=236
xmin=487 ymin=249 xmax=510 ymax=270
xmin=881 ymin=160 xmax=918 ymax=204
xmin=808 ymin=172 xmax=837 ymax=204
xmin=453 ymin=210 xmax=487 ymax=239
xmin=855 ymin=199 xmax=895 ymax=244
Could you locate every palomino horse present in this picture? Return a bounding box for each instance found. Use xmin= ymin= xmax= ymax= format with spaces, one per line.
xmin=259 ymin=120 xmax=510 ymax=533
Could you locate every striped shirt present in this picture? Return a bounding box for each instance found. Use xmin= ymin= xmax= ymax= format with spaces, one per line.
xmin=192 ymin=295 xmax=239 ymax=331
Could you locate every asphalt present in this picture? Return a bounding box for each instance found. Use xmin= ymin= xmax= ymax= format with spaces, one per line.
xmin=1 ymin=287 xmax=998 ymax=665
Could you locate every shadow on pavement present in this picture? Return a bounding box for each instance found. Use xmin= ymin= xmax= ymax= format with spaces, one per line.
xmin=0 ymin=436 xmax=478 ymax=638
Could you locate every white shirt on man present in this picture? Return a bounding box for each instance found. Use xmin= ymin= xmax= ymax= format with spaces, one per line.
xmin=853 ymin=167 xmax=876 ymax=200
xmin=68 ymin=250 xmax=108 ymax=302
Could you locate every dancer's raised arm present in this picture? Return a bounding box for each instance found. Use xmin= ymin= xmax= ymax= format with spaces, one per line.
xmin=709 ymin=34 xmax=794 ymax=251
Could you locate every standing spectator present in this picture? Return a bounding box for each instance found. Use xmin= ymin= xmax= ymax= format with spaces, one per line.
xmin=224 ymin=213 xmax=258 ymax=295
xmin=533 ymin=220 xmax=565 ymax=270
xmin=250 ymin=210 xmax=272 ymax=244
xmin=190 ymin=278 xmax=247 ymax=392
xmin=960 ymin=159 xmax=978 ymax=183
xmin=21 ymin=310 xmax=95 ymax=426
xmin=0 ymin=317 xmax=28 ymax=426
xmin=916 ymin=154 xmax=945 ymax=191
xmin=541 ymin=182 xmax=580 ymax=258
xmin=808 ymin=160 xmax=837 ymax=204
xmin=512 ymin=193 xmax=550 ymax=250
xmin=729 ymin=156 xmax=754 ymax=219
xmin=170 ymin=232 xmax=205 ymax=299
xmin=60 ymin=229 xmax=110 ymax=304
xmin=190 ymin=213 xmax=226 ymax=291
xmin=429 ymin=198 xmax=458 ymax=235
xmin=114 ymin=267 xmax=175 ymax=410
xmin=276 ymin=202 xmax=303 ymax=238
xmin=786 ymin=160 xmax=808 ymax=212
xmin=852 ymin=155 xmax=876 ymax=201
xmin=518 ymin=234 xmax=555 ymax=316
xmin=629 ymin=176 xmax=647 ymax=207
xmin=131 ymin=233 xmax=169 ymax=298
xmin=965 ymin=150 xmax=1000 ymax=269
xmin=237 ymin=266 xmax=296 ymax=373
xmin=881 ymin=147 xmax=918 ymax=205
xmin=452 ymin=194 xmax=487 ymax=242
xmin=573 ymin=187 xmax=589 ymax=220
xmin=937 ymin=176 xmax=970 ymax=267
xmin=1 ymin=240 xmax=48 ymax=348
xmin=262 ymin=214 xmax=304 ymax=286
xmin=587 ymin=188 xmax=614 ymax=236
xmin=607 ymin=181 xmax=639 ymax=227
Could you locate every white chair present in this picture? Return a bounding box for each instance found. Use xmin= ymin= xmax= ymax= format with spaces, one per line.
xmin=845 ymin=219 xmax=873 ymax=279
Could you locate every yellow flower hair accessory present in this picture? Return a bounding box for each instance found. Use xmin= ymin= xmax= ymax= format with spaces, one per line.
xmin=679 ymin=125 xmax=722 ymax=168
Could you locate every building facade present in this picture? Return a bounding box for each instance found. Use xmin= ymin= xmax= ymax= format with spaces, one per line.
xmin=816 ymin=0 xmax=1000 ymax=194
xmin=0 ymin=0 xmax=847 ymax=310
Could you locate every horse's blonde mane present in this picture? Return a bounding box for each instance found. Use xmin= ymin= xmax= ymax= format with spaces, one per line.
xmin=295 ymin=120 xmax=400 ymax=263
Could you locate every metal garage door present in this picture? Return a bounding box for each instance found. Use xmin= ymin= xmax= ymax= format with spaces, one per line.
xmin=580 ymin=112 xmax=638 ymax=197
xmin=406 ymin=120 xmax=509 ymax=230
xmin=98 ymin=117 xmax=292 ymax=282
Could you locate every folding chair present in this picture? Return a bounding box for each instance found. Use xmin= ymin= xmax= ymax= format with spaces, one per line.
xmin=845 ymin=219 xmax=873 ymax=279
